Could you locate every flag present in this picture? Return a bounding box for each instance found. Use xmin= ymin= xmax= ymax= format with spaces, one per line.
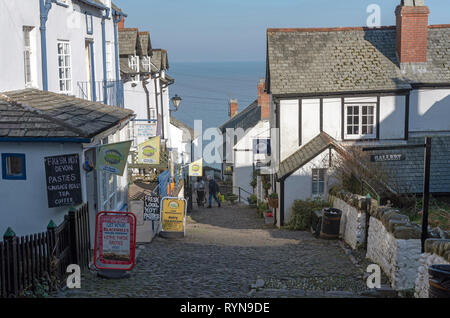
xmin=189 ymin=159 xmax=203 ymax=177
xmin=96 ymin=140 xmax=132 ymax=176
xmin=138 ymin=136 xmax=160 ymax=165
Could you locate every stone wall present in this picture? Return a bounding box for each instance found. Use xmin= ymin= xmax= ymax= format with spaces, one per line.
xmin=366 ymin=216 xmax=422 ymax=290
xmin=415 ymin=239 xmax=450 ymax=298
xmin=332 ymin=197 xmax=366 ymax=249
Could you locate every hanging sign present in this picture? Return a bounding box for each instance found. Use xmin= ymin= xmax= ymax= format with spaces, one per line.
xmin=253 ymin=139 xmax=271 ymax=156
xmin=94 ymin=211 xmax=137 ymax=271
xmin=144 ymin=195 xmax=161 ymax=221
xmin=160 ymin=197 xmax=187 ymax=234
xmin=189 ymin=159 xmax=203 ymax=177
xmin=44 ymin=154 xmax=82 ymax=208
xmin=96 ymin=140 xmax=132 ymax=176
xmin=136 ymin=123 xmax=157 ymax=137
xmin=138 ymin=136 xmax=160 ymax=164
xmin=371 ymin=154 xmax=406 ymax=162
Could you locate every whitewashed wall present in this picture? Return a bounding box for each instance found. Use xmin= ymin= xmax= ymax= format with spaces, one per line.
xmin=322 ymin=98 xmax=342 ymax=140
xmin=233 ymin=120 xmax=270 ymax=201
xmin=410 ymin=88 xmax=450 ymax=133
xmin=366 ymin=217 xmax=422 ymax=290
xmin=279 ymin=99 xmax=299 ymax=161
xmin=283 ymin=149 xmax=333 ymax=224
xmin=415 ymin=253 xmax=449 ymax=298
xmin=332 ymin=197 xmax=366 ymax=249
xmin=0 ymin=142 xmax=85 ymax=237
xmin=301 ymin=99 xmax=321 ymax=145
xmin=379 ymin=95 xmax=406 ymax=139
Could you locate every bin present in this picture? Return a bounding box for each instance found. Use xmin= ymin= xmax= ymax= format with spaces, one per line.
xmin=320 ymin=208 xmax=342 ymax=239
xmin=429 ymin=265 xmax=450 ymax=298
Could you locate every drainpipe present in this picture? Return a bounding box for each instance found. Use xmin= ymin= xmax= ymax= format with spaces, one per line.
xmin=101 ymin=7 xmax=111 ymax=105
xmin=39 ymin=0 xmax=55 ymax=91
xmin=89 ymin=41 xmax=96 ymax=102
xmin=112 ymin=11 xmax=125 ymax=82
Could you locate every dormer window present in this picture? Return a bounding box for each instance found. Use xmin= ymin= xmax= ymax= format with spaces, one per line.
xmin=142 ymin=56 xmax=150 ymax=72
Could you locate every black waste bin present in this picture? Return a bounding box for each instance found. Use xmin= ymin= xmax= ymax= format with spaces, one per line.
xmin=311 ymin=210 xmax=323 ymax=238
xmin=429 ymin=265 xmax=450 ymax=298
xmin=320 ymin=208 xmax=342 ymax=240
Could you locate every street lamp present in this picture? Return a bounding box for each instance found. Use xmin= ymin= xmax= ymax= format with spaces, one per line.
xmin=171 ymin=94 xmax=182 ymax=112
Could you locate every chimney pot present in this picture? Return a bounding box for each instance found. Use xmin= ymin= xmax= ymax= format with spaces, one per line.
xmin=257 ymin=79 xmax=270 ymax=120
xmin=229 ymin=99 xmax=238 ymax=118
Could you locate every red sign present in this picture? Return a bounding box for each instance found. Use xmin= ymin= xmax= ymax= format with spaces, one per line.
xmin=94 ymin=211 xmax=137 ymax=271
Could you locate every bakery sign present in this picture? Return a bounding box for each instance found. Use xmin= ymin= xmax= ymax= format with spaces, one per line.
xmin=371 ymin=154 xmax=406 ymax=162
xmin=94 ymin=211 xmax=137 ymax=271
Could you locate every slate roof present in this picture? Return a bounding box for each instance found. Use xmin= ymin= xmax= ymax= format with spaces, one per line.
xmin=370 ymin=136 xmax=450 ymax=194
xmin=119 ymin=28 xmax=138 ymax=56
xmin=138 ymin=32 xmax=152 ymax=57
xmin=170 ymin=116 xmax=199 ymax=141
xmin=277 ymin=132 xmax=345 ymax=181
xmin=0 ymin=89 xmax=134 ymax=140
xmin=218 ymin=100 xmax=260 ymax=133
xmin=267 ymin=25 xmax=450 ymax=96
xmin=152 ymin=49 xmax=169 ymax=71
xmin=119 ymin=58 xmax=137 ymax=75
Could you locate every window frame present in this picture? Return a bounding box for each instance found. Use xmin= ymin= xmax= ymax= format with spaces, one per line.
xmin=57 ymin=40 xmax=72 ymax=94
xmin=105 ymin=41 xmax=113 ymax=81
xmin=311 ymin=168 xmax=326 ymax=197
xmin=344 ymin=103 xmax=377 ymax=140
xmin=23 ymin=26 xmax=34 ymax=88
xmin=128 ymin=55 xmax=140 ymax=82
xmin=2 ymin=153 xmax=27 ymax=180
xmin=85 ymin=13 xmax=93 ymax=35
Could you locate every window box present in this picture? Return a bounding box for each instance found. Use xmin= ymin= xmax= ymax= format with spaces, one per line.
xmin=2 ymin=154 xmax=26 ymax=180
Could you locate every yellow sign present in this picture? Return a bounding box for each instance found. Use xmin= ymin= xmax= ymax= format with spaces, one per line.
xmin=189 ymin=159 xmax=203 ymax=177
xmin=138 ymin=136 xmax=160 ymax=165
xmin=96 ymin=140 xmax=132 ymax=176
xmin=161 ymin=198 xmax=186 ymax=233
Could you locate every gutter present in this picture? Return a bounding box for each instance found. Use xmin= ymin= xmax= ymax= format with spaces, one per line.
xmin=101 ymin=7 xmax=111 ymax=104
xmin=39 ymin=0 xmax=56 ymax=91
xmin=0 ymin=137 xmax=91 ymax=143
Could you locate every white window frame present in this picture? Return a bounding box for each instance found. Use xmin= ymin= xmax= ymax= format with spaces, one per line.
xmin=106 ymin=41 xmax=113 ymax=81
xmin=312 ymin=168 xmax=326 ymax=197
xmin=57 ymin=40 xmax=72 ymax=94
xmin=23 ymin=26 xmax=36 ymax=88
xmin=142 ymin=56 xmax=150 ymax=72
xmin=344 ymin=103 xmax=377 ymax=140
xmin=128 ymin=55 xmax=140 ymax=82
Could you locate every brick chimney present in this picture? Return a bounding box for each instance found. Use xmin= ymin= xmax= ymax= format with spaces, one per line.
xmin=257 ymin=79 xmax=270 ymax=120
xmin=118 ymin=17 xmax=125 ymax=30
xmin=229 ymin=99 xmax=238 ymax=118
xmin=395 ymin=0 xmax=430 ymax=64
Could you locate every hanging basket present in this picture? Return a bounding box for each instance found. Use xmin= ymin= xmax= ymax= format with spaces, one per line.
xmin=268 ymin=197 xmax=278 ymax=209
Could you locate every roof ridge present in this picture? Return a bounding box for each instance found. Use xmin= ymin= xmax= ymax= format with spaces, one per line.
xmin=119 ymin=28 xmax=139 ymax=32
xmin=0 ymin=90 xmax=85 ymax=137
xmin=268 ymin=24 xmax=450 ymax=33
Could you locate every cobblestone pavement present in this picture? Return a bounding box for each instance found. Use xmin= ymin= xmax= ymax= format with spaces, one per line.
xmin=54 ymin=203 xmax=375 ymax=298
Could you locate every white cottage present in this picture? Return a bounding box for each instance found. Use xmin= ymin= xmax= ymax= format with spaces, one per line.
xmin=266 ymin=1 xmax=450 ymax=226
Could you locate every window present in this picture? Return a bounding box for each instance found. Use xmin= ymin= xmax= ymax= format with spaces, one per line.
xmin=2 ymin=154 xmax=26 ymax=180
xmin=312 ymin=168 xmax=326 ymax=196
xmin=345 ymin=104 xmax=376 ymax=139
xmin=106 ymin=41 xmax=113 ymax=80
xmin=149 ymin=108 xmax=157 ymax=121
xmin=23 ymin=26 xmax=35 ymax=87
xmin=57 ymin=41 xmax=72 ymax=93
xmin=142 ymin=56 xmax=150 ymax=72
xmin=86 ymin=14 xmax=93 ymax=35
xmin=128 ymin=55 xmax=139 ymax=81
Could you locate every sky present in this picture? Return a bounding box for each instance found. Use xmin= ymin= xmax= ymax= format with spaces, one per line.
xmin=114 ymin=0 xmax=450 ymax=63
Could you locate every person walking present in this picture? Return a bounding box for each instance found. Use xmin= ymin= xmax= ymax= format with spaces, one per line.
xmin=196 ymin=177 xmax=206 ymax=207
xmin=207 ymin=175 xmax=221 ymax=208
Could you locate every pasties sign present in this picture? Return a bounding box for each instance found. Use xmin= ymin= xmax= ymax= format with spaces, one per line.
xmin=44 ymin=154 xmax=82 ymax=208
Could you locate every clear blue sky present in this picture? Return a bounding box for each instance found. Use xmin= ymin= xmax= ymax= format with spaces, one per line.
xmin=114 ymin=0 xmax=449 ymax=62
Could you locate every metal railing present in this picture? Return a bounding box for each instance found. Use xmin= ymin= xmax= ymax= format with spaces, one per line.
xmin=77 ymin=80 xmax=124 ymax=108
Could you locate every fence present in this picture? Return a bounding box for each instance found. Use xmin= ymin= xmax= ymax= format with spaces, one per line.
xmin=0 ymin=204 xmax=91 ymax=298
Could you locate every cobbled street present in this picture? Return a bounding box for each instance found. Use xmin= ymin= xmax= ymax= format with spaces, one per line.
xmin=55 ymin=203 xmax=374 ymax=298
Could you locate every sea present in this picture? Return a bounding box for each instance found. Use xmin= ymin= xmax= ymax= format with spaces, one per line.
xmin=168 ymin=61 xmax=266 ymax=133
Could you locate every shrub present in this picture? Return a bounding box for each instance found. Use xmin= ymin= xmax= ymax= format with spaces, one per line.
xmin=249 ymin=194 xmax=257 ymax=205
xmin=284 ymin=198 xmax=329 ymax=231
xmin=269 ymin=192 xmax=278 ymax=199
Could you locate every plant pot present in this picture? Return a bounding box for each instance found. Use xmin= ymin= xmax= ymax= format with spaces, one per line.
xmin=268 ymin=197 xmax=278 ymax=209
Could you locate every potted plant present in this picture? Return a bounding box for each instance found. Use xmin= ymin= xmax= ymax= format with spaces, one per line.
xmin=268 ymin=192 xmax=279 ymax=208
xmin=264 ymin=209 xmax=274 ymax=225
xmin=248 ymin=194 xmax=258 ymax=208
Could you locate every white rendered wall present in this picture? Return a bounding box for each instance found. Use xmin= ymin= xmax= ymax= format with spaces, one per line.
xmin=0 ymin=0 xmax=41 ymax=91
xmin=283 ymin=149 xmax=333 ymax=224
xmin=233 ymin=120 xmax=270 ymax=201
xmin=322 ymin=98 xmax=342 ymax=141
xmin=301 ymin=99 xmax=321 ymax=145
xmin=410 ymin=89 xmax=450 ymax=133
xmin=332 ymin=197 xmax=366 ymax=249
xmin=0 ymin=142 xmax=85 ymax=237
xmin=415 ymin=253 xmax=449 ymax=298
xmin=279 ymin=99 xmax=299 ymax=161
xmin=379 ymin=95 xmax=406 ymax=140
